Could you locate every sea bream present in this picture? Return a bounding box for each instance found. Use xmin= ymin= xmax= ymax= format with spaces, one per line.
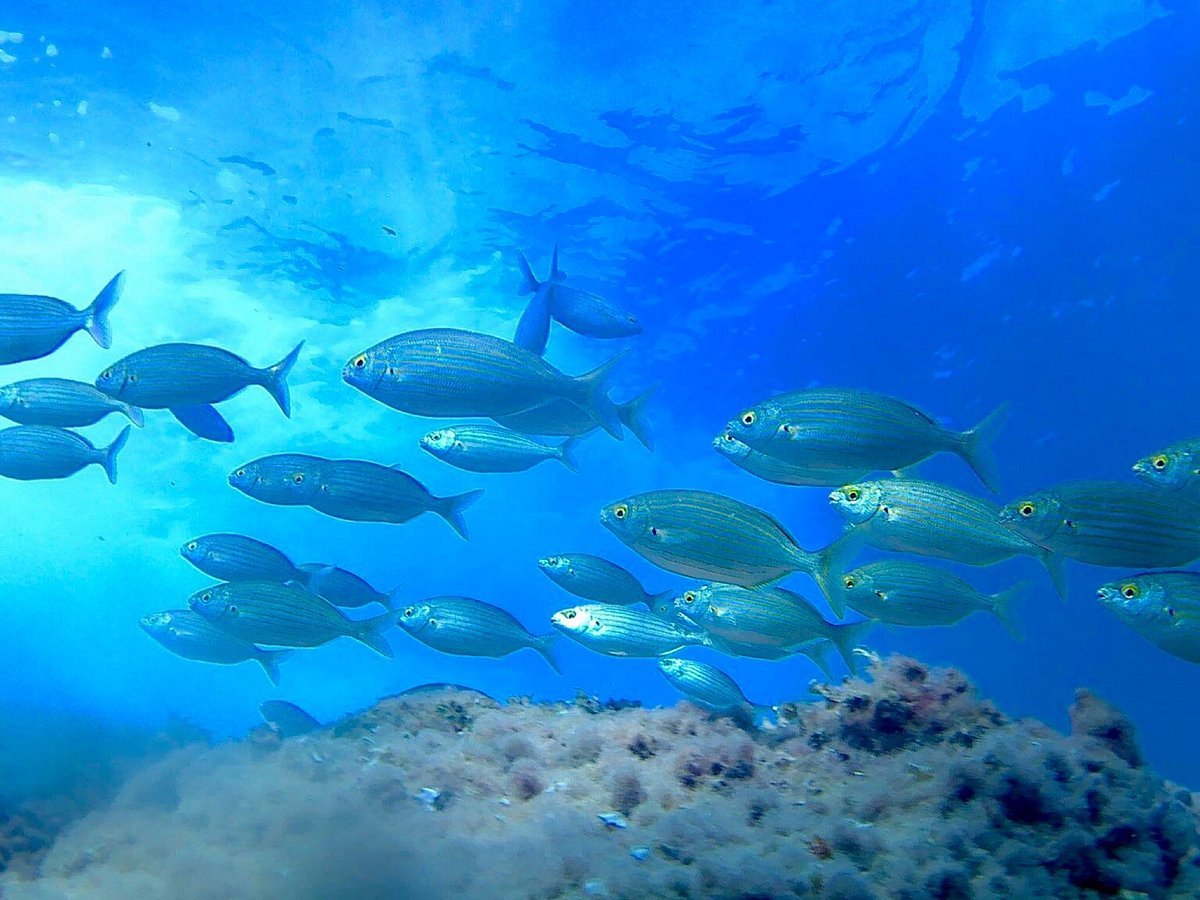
xmin=538 ymin=553 xmax=673 ymax=607
xmin=713 ymin=431 xmax=868 ymax=487
xmin=228 ymin=454 xmax=329 ymax=507
xmin=139 ymin=609 xmax=292 ymax=685
xmin=0 ymin=377 xmax=143 ymax=427
xmin=420 ymin=424 xmax=580 ymax=473
xmin=551 ymin=603 xmax=712 ymax=657
xmin=0 ymin=271 xmax=124 ymax=364
xmin=181 ymin=534 xmax=308 ymax=584
xmin=1096 ymin=572 xmax=1200 ymax=664
xmin=492 ymin=385 xmax=657 ymax=450
xmin=1133 ymin=439 xmax=1200 ymax=496
xmin=397 ymin=595 xmax=560 ymax=672
xmin=341 ymin=328 xmax=625 ymax=437
xmin=0 ymin=424 xmax=130 ymax=483
xmin=657 ymin=659 xmax=771 ymax=718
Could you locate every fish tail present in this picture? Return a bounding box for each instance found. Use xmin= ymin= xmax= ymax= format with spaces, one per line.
xmin=810 ymin=529 xmax=864 ymax=618
xmin=258 ymin=649 xmax=295 ymax=686
xmin=549 ymin=243 xmax=567 ymax=282
xmin=829 ymin=619 xmax=875 ymax=672
xmin=514 ymin=288 xmax=552 ymax=355
xmin=533 ymin=632 xmax=562 ymax=674
xmin=618 ymin=384 xmax=659 ymax=451
xmin=84 ymin=270 xmax=125 ymax=349
xmin=556 ymin=436 xmax=582 ymax=472
xmin=576 ymin=351 xmax=628 ymax=439
xmin=384 ymin=583 xmax=405 ymax=610
xmin=357 ymin=609 xmax=404 ymax=657
xmin=797 ymin=640 xmax=836 ymax=679
xmin=121 ymin=402 xmax=145 ymax=428
xmin=1040 ymin=549 xmax=1069 ymax=601
xmin=957 ymin=401 xmax=1009 ymax=493
xmin=516 ymin=250 xmax=541 ymax=295
xmin=261 ymin=341 xmax=304 ymax=417
xmin=438 ymin=488 xmax=485 ymax=540
xmin=101 ymin=425 xmax=132 ymax=484
xmin=990 ymin=580 xmax=1030 ymax=640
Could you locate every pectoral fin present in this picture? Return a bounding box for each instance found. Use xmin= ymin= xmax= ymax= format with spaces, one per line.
xmin=170 ymin=405 xmax=234 ymax=442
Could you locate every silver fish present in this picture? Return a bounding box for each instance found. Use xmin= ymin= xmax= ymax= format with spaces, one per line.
xmin=420 ymin=424 xmax=580 ymax=473
xmin=538 ymin=553 xmax=673 ymax=607
xmin=341 ymin=328 xmax=625 ymax=437
xmin=0 ymin=271 xmax=124 ymax=364
xmin=600 ymin=489 xmax=859 ymax=605
xmin=139 ymin=609 xmax=291 ymax=685
xmin=188 ymin=581 xmax=401 ymax=657
xmin=657 ymin=659 xmax=769 ymax=716
xmin=0 ymin=378 xmax=144 ymax=427
xmin=228 ymin=454 xmax=329 ymax=507
xmin=829 ymin=479 xmax=1065 ymax=608
xmin=1133 ymin=440 xmax=1200 ymax=495
xmin=550 ymin=603 xmax=712 ymax=657
xmin=713 ymin=432 xmax=868 ymax=487
xmin=299 ymin=563 xmax=395 ymax=608
xmin=259 ymin=700 xmax=322 ymax=738
xmin=653 ymin=604 xmax=839 ymax=674
xmin=0 ymin=424 xmax=129 ymax=483
xmin=726 ymin=388 xmax=1007 ymax=492
xmin=492 ymin=385 xmax=657 ymax=450
xmin=1096 ymin=572 xmax=1200 ymax=664
xmin=181 ymin=534 xmax=307 ymax=584
xmin=1000 ymin=481 xmax=1200 ymax=569
xmin=837 ymin=560 xmax=1024 ymax=636
xmin=397 ymin=595 xmax=559 ymax=672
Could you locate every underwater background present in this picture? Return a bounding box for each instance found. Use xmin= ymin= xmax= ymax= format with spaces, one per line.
xmin=2 ymin=0 xmax=1200 ymax=895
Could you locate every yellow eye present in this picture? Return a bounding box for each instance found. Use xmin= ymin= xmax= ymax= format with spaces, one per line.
xmin=292 ymin=473 xmax=304 ymax=484
xmin=847 ymin=489 xmax=860 ymax=502
xmin=186 ymin=541 xmax=198 ymax=551
xmin=352 ymin=355 xmax=367 ymax=368
xmin=235 ymin=469 xmax=245 ymax=478
xmin=1153 ymin=456 xmax=1168 ymax=470
xmin=613 ymin=504 xmax=628 ymax=520
xmin=1019 ymin=503 xmax=1035 ymax=518
xmin=843 ymin=576 xmax=855 ymax=589
xmin=565 ymin=610 xmax=577 ymax=619
xmin=741 ymin=410 xmax=756 ymax=426
xmin=1121 ymin=584 xmax=1139 ymax=599
xmin=683 ymin=592 xmax=695 ymax=604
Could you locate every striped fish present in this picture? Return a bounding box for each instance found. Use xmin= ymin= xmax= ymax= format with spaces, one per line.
xmin=829 ymin=479 xmax=1065 ymax=607
xmin=397 ymin=595 xmax=559 ymax=672
xmin=669 ymin=583 xmax=872 ymax=668
xmin=492 ymin=385 xmax=657 ymax=450
xmin=713 ymin=431 xmax=868 ymax=487
xmin=0 ymin=271 xmax=124 ymax=364
xmin=280 ymin=457 xmax=484 ymax=540
xmin=299 ymin=563 xmax=394 ymax=608
xmin=657 ymin=659 xmax=769 ymax=717
xmin=181 ymin=534 xmax=307 ymax=584
xmin=538 ymin=553 xmax=673 ymax=607
xmin=0 ymin=424 xmax=130 ymax=483
xmin=651 ymin=604 xmax=838 ymax=673
xmin=1096 ymin=572 xmax=1200 ymax=664
xmin=228 ymin=453 xmax=328 ymax=507
xmin=341 ymin=328 xmax=625 ymax=437
xmin=551 ymin=603 xmax=712 ymax=657
xmin=725 ymin=388 xmax=1007 ymax=492
xmin=260 ymin=700 xmax=322 ymax=737
xmin=1133 ymin=439 xmax=1200 ymax=496
xmin=1001 ymin=481 xmax=1200 ymax=569
xmin=187 ymin=581 xmax=401 ymax=657
xmin=600 ymin=489 xmax=859 ymax=605
xmin=139 ymin=609 xmax=291 ymax=685
xmin=0 ymin=377 xmax=144 ymax=427
xmin=837 ymin=560 xmax=1024 ymax=637
xmin=420 ymin=424 xmax=580 ymax=473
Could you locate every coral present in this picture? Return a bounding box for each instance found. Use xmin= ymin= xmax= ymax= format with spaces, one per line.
xmin=3 ymin=656 xmax=1199 ymax=900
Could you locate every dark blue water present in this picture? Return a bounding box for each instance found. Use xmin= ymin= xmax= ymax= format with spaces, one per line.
xmin=2 ymin=0 xmax=1198 ymax=799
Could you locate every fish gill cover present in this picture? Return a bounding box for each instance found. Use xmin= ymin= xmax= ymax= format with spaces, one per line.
xmin=0 ymin=0 xmax=1198 ymax=896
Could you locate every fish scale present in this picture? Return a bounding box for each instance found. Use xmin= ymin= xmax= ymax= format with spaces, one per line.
xmin=657 ymin=659 xmax=763 ymax=712
xmin=139 ymin=609 xmax=288 ymax=684
xmin=713 ymin=433 xmax=868 ymax=486
xmin=0 ymin=424 xmax=129 ymax=482
xmin=539 ymin=553 xmax=668 ymax=606
xmin=421 ymin=423 xmax=574 ymax=473
xmin=397 ymin=595 xmax=558 ymax=671
xmin=183 ymin=534 xmax=305 ymax=583
xmin=96 ymin=344 xmax=278 ymax=408
xmin=299 ymin=564 xmax=390 ymax=608
xmin=552 ymin=603 xmax=711 ymax=657
xmin=0 ymin=377 xmax=143 ymax=427
xmin=1 ymin=271 xmax=123 ymax=363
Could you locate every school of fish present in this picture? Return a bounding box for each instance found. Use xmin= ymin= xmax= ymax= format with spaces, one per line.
xmin=4 ymin=247 xmax=1200 ymax=726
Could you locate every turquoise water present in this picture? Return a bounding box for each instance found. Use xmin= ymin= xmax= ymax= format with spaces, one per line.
xmin=1 ymin=0 xmax=1198 ymax=847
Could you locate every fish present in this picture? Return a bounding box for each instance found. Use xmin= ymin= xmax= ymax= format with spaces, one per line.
xmin=0 ymin=271 xmax=124 ymax=364
xmin=420 ymin=424 xmax=580 ymax=473
xmin=492 ymin=385 xmax=658 ymax=450
xmin=1133 ymin=440 xmax=1200 ymax=495
xmin=341 ymin=328 xmax=625 ymax=438
xmin=713 ymin=432 xmax=868 ymax=487
xmin=298 ymin=563 xmax=396 ymax=609
xmin=538 ymin=553 xmax=673 ymax=607
xmin=669 ymin=583 xmax=872 ymax=669
xmin=836 ymin=560 xmax=1024 ymax=637
xmin=94 ymin=341 xmax=303 ymax=441
xmin=550 ymin=603 xmax=712 ymax=657
xmin=278 ymin=457 xmax=484 ymax=540
xmin=513 ymin=254 xmax=553 ymax=356
xmin=1096 ymin=572 xmax=1200 ymax=664
xmin=0 ymin=378 xmax=144 ymax=427
xmin=657 ymin=658 xmax=770 ymax=717
xmin=259 ymin=700 xmax=322 ymax=738
xmin=649 ymin=603 xmax=835 ymax=671
xmin=1000 ymin=481 xmax=1200 ymax=569
xmin=228 ymin=454 xmax=329 ymax=506
xmin=187 ymin=581 xmax=402 ymax=657
xmin=139 ymin=609 xmax=291 ymax=685
xmin=600 ymin=489 xmax=859 ymax=605
xmin=0 ymin=424 xmax=130 ymax=483
xmin=181 ymin=534 xmax=308 ymax=584
xmin=725 ymin=388 xmax=1007 ymax=492
xmin=397 ymin=595 xmax=560 ymax=672
xmin=828 ymin=479 xmax=1065 ymax=608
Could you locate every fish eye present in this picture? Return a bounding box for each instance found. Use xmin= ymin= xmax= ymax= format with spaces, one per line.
xmin=129 ymin=374 xmax=138 ymax=383
xmin=235 ymin=469 xmax=245 ymax=478
xmin=1019 ymin=503 xmax=1035 ymax=518
xmin=403 ymin=607 xmax=415 ymax=617
xmin=740 ymin=410 xmax=756 ymax=426
xmin=1153 ymin=456 xmax=1168 ymax=470
xmin=352 ymin=355 xmax=367 ymax=368
xmin=1121 ymin=584 xmax=1139 ymax=600
xmin=627 ymin=315 xmax=638 ymax=323
xmin=292 ymin=473 xmax=305 ymax=484
xmin=186 ymin=541 xmax=198 ymax=552
xmin=683 ymin=591 xmax=695 ymax=604
xmin=613 ymin=504 xmax=628 ymax=520
xmin=430 ymin=432 xmax=441 ymax=441
xmin=843 ymin=576 xmax=855 ymax=589
xmin=101 ymin=369 xmax=112 ymax=379
xmin=1167 ymin=606 xmax=1176 ymax=617
xmin=229 ymin=605 xmax=239 ymax=615
xmin=847 ymin=489 xmax=860 ymax=502
xmin=200 ymin=592 xmax=211 ymax=602
xmin=722 ymin=433 xmax=735 ymax=442
xmin=565 ymin=610 xmax=577 ymax=619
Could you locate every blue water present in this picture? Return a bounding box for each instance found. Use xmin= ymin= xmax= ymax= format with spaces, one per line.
xmin=1 ymin=0 xmax=1198 ymax=800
